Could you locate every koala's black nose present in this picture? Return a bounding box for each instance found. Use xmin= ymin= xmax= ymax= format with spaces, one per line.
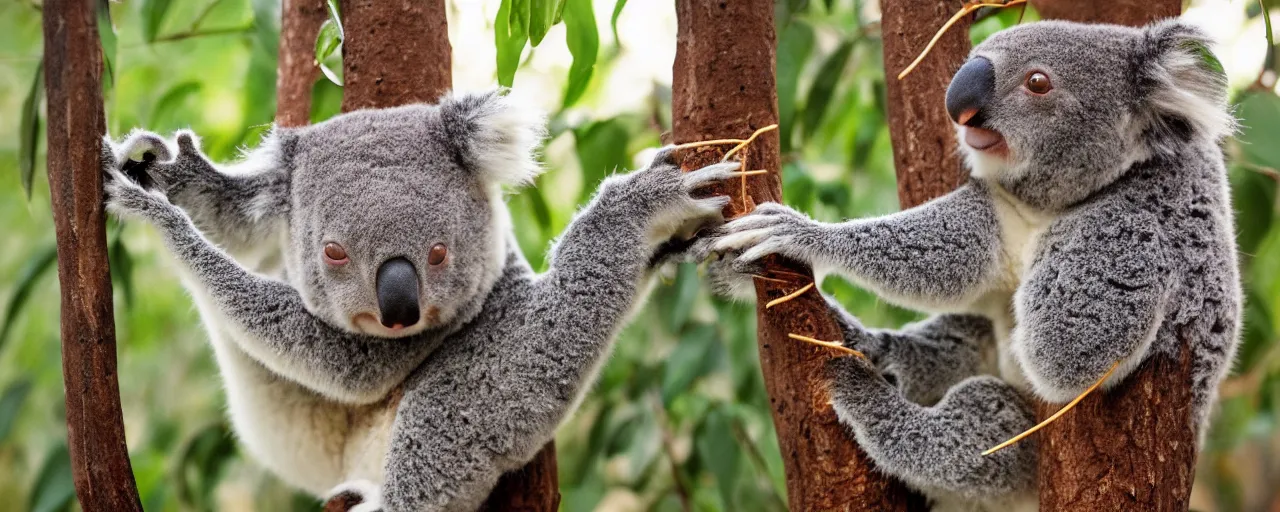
xmin=376 ymin=257 xmax=420 ymax=329
xmin=946 ymin=57 xmax=995 ymax=127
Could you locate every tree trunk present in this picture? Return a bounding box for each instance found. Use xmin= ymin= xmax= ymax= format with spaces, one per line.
xmin=880 ymin=0 xmax=971 ymax=209
xmin=327 ymin=1 xmax=560 ymax=509
xmin=1031 ymin=3 xmax=1193 ymax=511
xmin=339 ymin=0 xmax=452 ymax=111
xmin=276 ymin=0 xmax=328 ymax=128
xmin=42 ymin=0 xmax=143 ymax=510
xmin=672 ymin=1 xmax=921 ymax=510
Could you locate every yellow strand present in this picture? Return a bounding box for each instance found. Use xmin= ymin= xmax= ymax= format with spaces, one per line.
xmin=982 ymin=360 xmax=1121 ymax=456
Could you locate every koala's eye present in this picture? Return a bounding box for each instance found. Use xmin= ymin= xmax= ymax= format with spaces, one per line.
xmin=323 ymin=242 xmax=349 ymax=265
xmin=428 ymin=243 xmax=448 ymax=266
xmin=1025 ymin=72 xmax=1053 ymax=95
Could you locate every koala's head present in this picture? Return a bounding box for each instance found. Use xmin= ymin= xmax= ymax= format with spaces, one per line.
xmin=946 ymin=20 xmax=1232 ymax=211
xmin=267 ymin=91 xmax=543 ymax=338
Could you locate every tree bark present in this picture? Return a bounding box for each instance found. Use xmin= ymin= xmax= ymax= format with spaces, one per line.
xmin=673 ymin=1 xmax=920 ymax=510
xmin=327 ymin=1 xmax=560 ymax=510
xmin=1029 ymin=0 xmax=1179 ymax=26
xmin=1032 ymin=3 xmax=1193 ymax=511
xmin=276 ymin=0 xmax=328 ymax=128
xmin=881 ymin=0 xmax=971 ymax=209
xmin=42 ymin=0 xmax=143 ymax=510
xmin=339 ymin=0 xmax=452 ymax=111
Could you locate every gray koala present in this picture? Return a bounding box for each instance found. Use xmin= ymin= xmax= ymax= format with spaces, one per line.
xmin=101 ymin=90 xmax=741 ymax=512
xmin=708 ymin=20 xmax=1239 ymax=511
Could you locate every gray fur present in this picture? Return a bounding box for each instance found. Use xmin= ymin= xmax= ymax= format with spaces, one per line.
xmin=102 ymin=90 xmax=736 ymax=511
xmin=707 ymin=20 xmax=1239 ymax=511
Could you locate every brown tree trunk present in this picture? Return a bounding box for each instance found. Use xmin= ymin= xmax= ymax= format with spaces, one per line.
xmin=276 ymin=0 xmax=328 ymax=128
xmin=327 ymin=2 xmax=560 ymax=510
xmin=42 ymin=0 xmax=143 ymax=510
xmin=881 ymin=0 xmax=971 ymax=209
xmin=672 ymin=1 xmax=920 ymax=510
xmin=339 ymin=0 xmax=452 ymax=111
xmin=1032 ymin=3 xmax=1193 ymax=511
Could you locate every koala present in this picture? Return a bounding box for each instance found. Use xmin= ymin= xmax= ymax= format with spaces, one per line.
xmin=101 ymin=90 xmax=742 ymax=512
xmin=707 ymin=20 xmax=1239 ymax=511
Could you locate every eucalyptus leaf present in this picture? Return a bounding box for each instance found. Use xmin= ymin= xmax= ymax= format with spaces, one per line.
xmin=561 ymin=0 xmax=598 ymax=107
xmin=315 ymin=19 xmax=341 ymax=62
xmin=142 ymin=0 xmax=174 ymax=42
xmin=0 ymin=379 xmax=32 ymax=443
xmin=495 ymin=0 xmax=529 ymax=87
xmin=95 ymin=0 xmax=116 ymax=92
xmin=801 ymin=38 xmax=853 ymax=137
xmin=573 ymin=118 xmax=630 ymax=197
xmin=0 ymin=243 xmax=58 ymax=354
xmin=19 ymin=60 xmax=43 ymax=200
xmin=29 ymin=443 xmax=75 ymax=512
xmin=610 ymin=0 xmax=628 ymax=45
xmin=776 ymin=20 xmax=814 ymax=152
xmin=529 ymin=0 xmax=565 ymax=46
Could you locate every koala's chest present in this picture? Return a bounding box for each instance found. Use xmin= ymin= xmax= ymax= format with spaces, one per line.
xmin=991 ymin=193 xmax=1053 ymax=291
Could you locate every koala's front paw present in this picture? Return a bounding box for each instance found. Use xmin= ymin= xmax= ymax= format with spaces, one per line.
xmin=706 ymin=202 xmax=826 ymax=269
xmin=619 ymin=147 xmax=742 ymax=242
xmin=324 ymin=480 xmax=384 ymax=512
xmin=825 ymin=354 xmax=899 ymax=420
xmin=103 ymin=166 xmax=182 ymax=226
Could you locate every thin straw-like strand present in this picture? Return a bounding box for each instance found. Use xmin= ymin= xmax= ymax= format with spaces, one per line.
xmin=722 ymin=124 xmax=779 ymax=162
xmin=751 ymin=274 xmax=791 ymax=284
xmin=896 ymin=0 xmax=1027 ymax=80
xmin=981 ymin=360 xmax=1122 ymax=456
xmin=675 ymin=138 xmax=748 ymax=150
xmin=788 ymin=333 xmax=866 ymax=359
xmin=765 ymin=282 xmax=815 ymax=309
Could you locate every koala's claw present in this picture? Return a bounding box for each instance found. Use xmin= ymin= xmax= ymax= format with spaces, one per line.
xmin=103 ymin=167 xmax=175 ymax=222
xmin=681 ymin=162 xmax=747 ymax=192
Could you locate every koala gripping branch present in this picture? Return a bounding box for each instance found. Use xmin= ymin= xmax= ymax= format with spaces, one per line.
xmin=673 ymin=1 xmax=923 ymax=510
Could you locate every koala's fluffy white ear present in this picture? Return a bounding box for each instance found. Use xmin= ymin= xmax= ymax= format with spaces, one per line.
xmin=1141 ymin=20 xmax=1235 ymax=143
xmin=436 ymin=90 xmax=547 ymax=187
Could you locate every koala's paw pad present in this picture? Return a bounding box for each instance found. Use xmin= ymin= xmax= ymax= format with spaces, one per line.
xmin=323 ymin=480 xmax=383 ymax=512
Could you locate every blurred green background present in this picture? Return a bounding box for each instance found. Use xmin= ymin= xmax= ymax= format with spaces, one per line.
xmin=1 ymin=0 xmax=1279 ymax=510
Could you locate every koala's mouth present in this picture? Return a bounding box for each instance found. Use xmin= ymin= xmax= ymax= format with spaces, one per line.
xmin=353 ymin=310 xmax=439 ymax=339
xmin=962 ymin=126 xmax=1006 ymax=153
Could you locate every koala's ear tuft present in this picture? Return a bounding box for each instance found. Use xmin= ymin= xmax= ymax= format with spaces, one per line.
xmin=436 ymin=89 xmax=547 ymax=187
xmin=1139 ymin=20 xmax=1234 ymax=144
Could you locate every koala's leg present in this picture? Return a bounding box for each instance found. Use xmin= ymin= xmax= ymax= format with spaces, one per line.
xmin=105 ymin=130 xmax=289 ymax=254
xmin=827 ymin=298 xmax=994 ymax=405
xmin=714 ymin=181 xmax=1003 ymax=310
xmin=826 ymin=356 xmax=1037 ymax=505
xmin=1014 ymin=194 xmax=1172 ymax=403
xmin=103 ymin=169 xmax=432 ymax=404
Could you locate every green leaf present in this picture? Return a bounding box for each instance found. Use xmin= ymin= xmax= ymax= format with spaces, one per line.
xmin=561 ymin=0 xmax=598 ymax=107
xmin=662 ymin=323 xmax=716 ymax=404
xmin=141 ymin=0 xmax=174 ymax=42
xmin=174 ymin=422 xmax=238 ymax=508
xmin=661 ymin=263 xmax=701 ymax=332
xmin=310 ymin=77 xmax=344 ymax=123
xmin=95 ymin=0 xmax=117 ymax=92
xmin=319 ymin=61 xmax=344 ymax=86
xmin=573 ymin=118 xmax=630 ymax=197
xmin=29 ymin=443 xmax=75 ymax=512
xmin=695 ymin=406 xmax=742 ymax=508
xmin=0 ymin=243 xmax=58 ymax=355
xmin=801 ymin=38 xmax=853 ymax=138
xmin=19 ymin=60 xmax=43 ymax=200
xmin=315 ymin=19 xmax=342 ymax=62
xmin=1262 ymin=0 xmax=1275 ymax=51
xmin=610 ymin=0 xmax=628 ymax=45
xmin=109 ymin=229 xmax=134 ymax=308
xmin=495 ymin=0 xmax=529 ymax=87
xmin=0 ymin=379 xmax=32 ymax=443
xmin=776 ymin=20 xmax=814 ymax=153
xmin=529 ymin=0 xmax=565 ymax=46
xmin=149 ymin=81 xmax=202 ymax=129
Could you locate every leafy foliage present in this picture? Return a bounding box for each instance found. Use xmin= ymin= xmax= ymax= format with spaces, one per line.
xmin=0 ymin=1 xmax=1278 ymax=511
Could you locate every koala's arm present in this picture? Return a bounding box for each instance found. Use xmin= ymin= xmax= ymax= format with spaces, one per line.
xmin=1014 ymin=194 xmax=1173 ymax=403
xmin=715 ymin=181 xmax=1003 ymax=310
xmin=106 ymin=130 xmax=290 ymax=254
xmin=826 ymin=355 xmax=1037 ymax=506
xmin=826 ymin=297 xmax=994 ymax=405
xmin=103 ymin=167 xmax=430 ymax=405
